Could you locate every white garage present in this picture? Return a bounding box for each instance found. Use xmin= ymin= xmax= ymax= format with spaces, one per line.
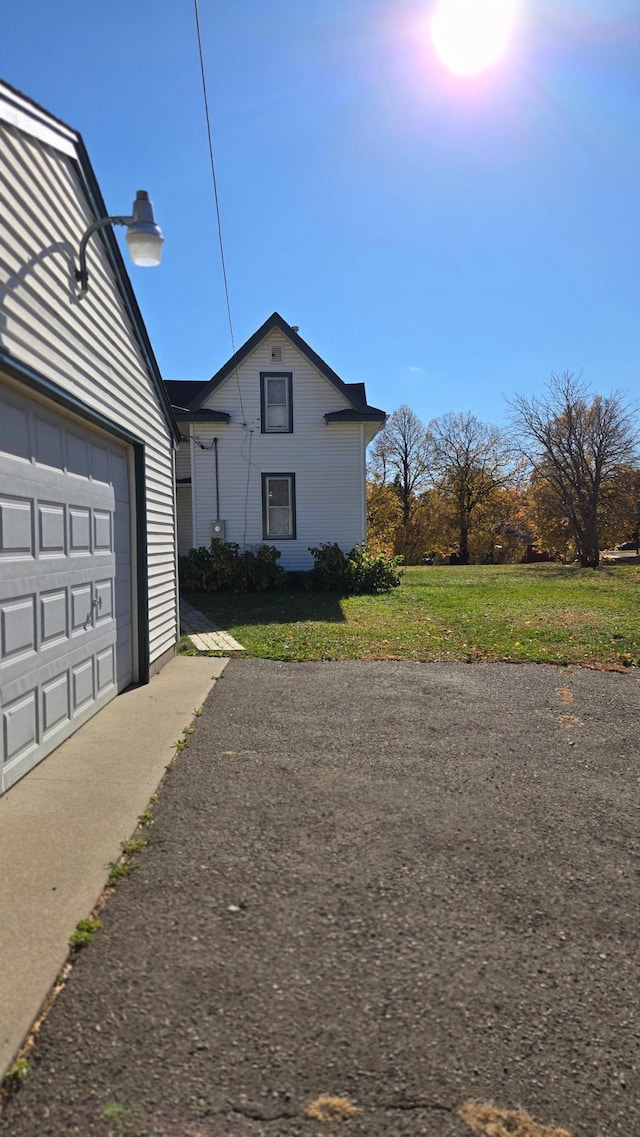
xmin=0 ymin=82 xmax=180 ymax=793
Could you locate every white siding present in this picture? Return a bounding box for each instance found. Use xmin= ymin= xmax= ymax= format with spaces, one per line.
xmin=175 ymin=441 xmax=193 ymax=555
xmin=0 ymin=120 xmax=177 ymax=667
xmin=175 ymin=440 xmax=192 ymax=480
xmin=190 ymin=333 xmax=367 ymax=570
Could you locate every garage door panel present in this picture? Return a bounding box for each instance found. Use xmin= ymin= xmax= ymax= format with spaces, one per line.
xmin=94 ymin=579 xmax=113 ymax=624
xmin=113 ymin=506 xmax=130 ymax=557
xmin=0 ymin=393 xmax=31 ymax=462
xmin=38 ymin=500 xmax=66 ymax=556
xmin=42 ymin=671 xmax=70 ymax=739
xmin=0 ymin=382 xmax=134 ymax=793
xmin=66 ymin=431 xmax=90 ymax=479
xmin=69 ymin=506 xmax=91 ymax=555
xmin=96 ymin=645 xmax=115 ymax=695
xmin=0 ymin=495 xmax=34 ymax=558
xmin=34 ymin=415 xmax=64 ymax=471
xmin=40 ymin=588 xmax=68 ymax=645
xmin=1 ymin=593 xmax=37 ymax=663
xmin=70 ymin=584 xmax=93 ymax=634
xmin=93 ymin=509 xmax=113 ymax=552
xmin=111 ymin=452 xmax=129 ymax=501
xmin=90 ymin=442 xmax=111 ymax=485
xmin=2 ymin=687 xmax=38 ymax=769
xmin=71 ymin=657 xmax=94 ymax=713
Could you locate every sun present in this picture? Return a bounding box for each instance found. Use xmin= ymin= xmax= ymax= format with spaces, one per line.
xmin=430 ymin=0 xmax=517 ymax=77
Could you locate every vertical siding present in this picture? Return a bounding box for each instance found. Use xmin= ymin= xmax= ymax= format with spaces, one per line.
xmin=0 ymin=121 xmax=177 ymax=666
xmin=174 ymin=441 xmax=193 ymax=555
xmin=190 ymin=333 xmax=368 ymax=570
xmin=176 ymin=487 xmax=193 ymax=554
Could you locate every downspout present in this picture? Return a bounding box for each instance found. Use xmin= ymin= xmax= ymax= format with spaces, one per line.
xmin=172 ymin=441 xmax=179 ymax=643
xmin=361 ymin=423 xmax=367 ymax=542
xmin=189 ymin=422 xmax=196 ymax=547
xmin=214 ymin=436 xmax=220 ymax=519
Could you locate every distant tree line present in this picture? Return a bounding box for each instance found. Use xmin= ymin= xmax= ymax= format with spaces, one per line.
xmin=367 ymin=373 xmax=640 ymax=569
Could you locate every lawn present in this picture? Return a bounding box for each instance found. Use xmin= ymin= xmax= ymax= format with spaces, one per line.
xmin=181 ymin=563 xmax=640 ymax=668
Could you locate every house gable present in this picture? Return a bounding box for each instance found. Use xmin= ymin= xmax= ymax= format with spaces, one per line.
xmin=0 ymin=80 xmax=179 ymax=448
xmin=0 ymin=79 xmax=180 ymax=690
xmin=185 ymin=312 xmax=385 ymax=425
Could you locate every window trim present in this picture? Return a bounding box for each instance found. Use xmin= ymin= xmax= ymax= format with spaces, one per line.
xmin=260 ymin=371 xmax=293 ymax=434
xmin=261 ymin=472 xmax=296 ymax=540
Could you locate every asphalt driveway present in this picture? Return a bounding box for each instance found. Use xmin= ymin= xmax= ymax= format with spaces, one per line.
xmin=1 ymin=659 xmax=638 ymax=1137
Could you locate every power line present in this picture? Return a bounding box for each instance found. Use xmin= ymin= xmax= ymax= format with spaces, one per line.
xmin=193 ymin=0 xmax=246 ymax=425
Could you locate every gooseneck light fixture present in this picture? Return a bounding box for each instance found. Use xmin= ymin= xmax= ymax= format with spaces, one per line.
xmin=75 ymin=190 xmax=163 ymax=298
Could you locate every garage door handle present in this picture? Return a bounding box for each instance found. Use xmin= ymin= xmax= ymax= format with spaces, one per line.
xmin=92 ymin=595 xmax=102 ymax=610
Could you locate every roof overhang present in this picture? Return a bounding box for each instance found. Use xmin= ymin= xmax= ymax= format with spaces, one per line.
xmin=324 ymin=409 xmax=387 ymax=424
xmin=173 ymin=410 xmax=231 ymax=423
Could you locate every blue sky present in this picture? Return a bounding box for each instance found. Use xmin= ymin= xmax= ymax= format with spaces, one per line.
xmin=3 ymin=1 xmax=639 ymax=426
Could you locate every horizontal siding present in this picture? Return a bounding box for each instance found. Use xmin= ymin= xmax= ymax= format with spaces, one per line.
xmin=1 ymin=120 xmax=177 ymax=664
xmin=189 ymin=333 xmax=368 ymax=570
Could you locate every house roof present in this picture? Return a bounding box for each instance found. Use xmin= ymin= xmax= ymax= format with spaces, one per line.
xmin=164 ymin=381 xmax=231 ymax=423
xmin=0 ymin=79 xmax=180 ymax=447
xmin=164 ymin=380 xmax=208 ymax=409
xmin=166 ymin=313 xmax=386 ymax=423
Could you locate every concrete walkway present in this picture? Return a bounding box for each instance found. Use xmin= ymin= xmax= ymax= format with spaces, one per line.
xmin=0 ymin=654 xmax=227 ymax=1078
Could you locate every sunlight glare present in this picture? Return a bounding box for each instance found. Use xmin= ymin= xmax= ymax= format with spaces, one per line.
xmin=431 ymin=0 xmax=517 ymax=77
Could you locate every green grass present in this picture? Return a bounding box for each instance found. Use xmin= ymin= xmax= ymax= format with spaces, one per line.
xmin=181 ymin=563 xmax=640 ymax=668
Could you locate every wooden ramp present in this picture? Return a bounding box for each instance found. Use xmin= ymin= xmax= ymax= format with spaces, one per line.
xmin=179 ymin=600 xmax=245 ymax=653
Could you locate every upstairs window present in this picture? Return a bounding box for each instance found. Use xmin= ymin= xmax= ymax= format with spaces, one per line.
xmin=261 ymin=372 xmax=293 ymax=433
xmin=262 ymin=474 xmax=296 ymax=539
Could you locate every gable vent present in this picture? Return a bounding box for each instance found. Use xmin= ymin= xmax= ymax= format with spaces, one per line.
xmin=270 ymin=344 xmax=284 ymax=363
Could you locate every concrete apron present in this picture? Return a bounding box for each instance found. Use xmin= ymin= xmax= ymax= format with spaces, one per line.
xmin=0 ymin=655 xmax=227 ymax=1078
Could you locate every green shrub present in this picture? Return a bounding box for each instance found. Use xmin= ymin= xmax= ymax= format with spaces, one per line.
xmin=178 ymin=546 xmax=214 ymax=592
xmin=346 ymin=543 xmax=404 ymax=594
xmin=308 ymin=542 xmax=351 ymax=591
xmin=308 ymin=542 xmax=403 ymax=594
xmin=179 ymin=541 xmax=286 ymax=593
xmin=236 ymin=544 xmax=287 ymax=591
xmin=207 ymin=540 xmax=242 ymax=589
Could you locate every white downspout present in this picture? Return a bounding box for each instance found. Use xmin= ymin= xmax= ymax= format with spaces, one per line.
xmin=189 ymin=422 xmax=196 ymax=548
xmin=361 ymin=423 xmax=367 ymax=543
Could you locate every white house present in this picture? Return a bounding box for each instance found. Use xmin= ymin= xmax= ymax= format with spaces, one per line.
xmin=165 ymin=313 xmax=386 ymax=571
xmin=0 ymin=81 xmax=180 ymax=793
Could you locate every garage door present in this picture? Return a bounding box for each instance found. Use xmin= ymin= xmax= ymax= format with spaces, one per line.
xmin=0 ymin=382 xmax=133 ymax=793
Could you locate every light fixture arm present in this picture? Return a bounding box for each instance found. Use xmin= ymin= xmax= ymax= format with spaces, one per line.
xmin=75 ymin=214 xmax=133 ymax=297
xmin=74 ymin=190 xmax=163 ymax=299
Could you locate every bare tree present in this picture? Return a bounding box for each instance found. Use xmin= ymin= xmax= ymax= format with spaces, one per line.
xmin=509 ymin=372 xmax=639 ymax=567
xmin=427 ymin=412 xmax=515 ymax=564
xmin=368 ymin=405 xmax=430 ymax=525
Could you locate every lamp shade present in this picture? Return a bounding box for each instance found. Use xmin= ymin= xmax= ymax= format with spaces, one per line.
xmin=125 ymin=191 xmax=164 ymax=267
